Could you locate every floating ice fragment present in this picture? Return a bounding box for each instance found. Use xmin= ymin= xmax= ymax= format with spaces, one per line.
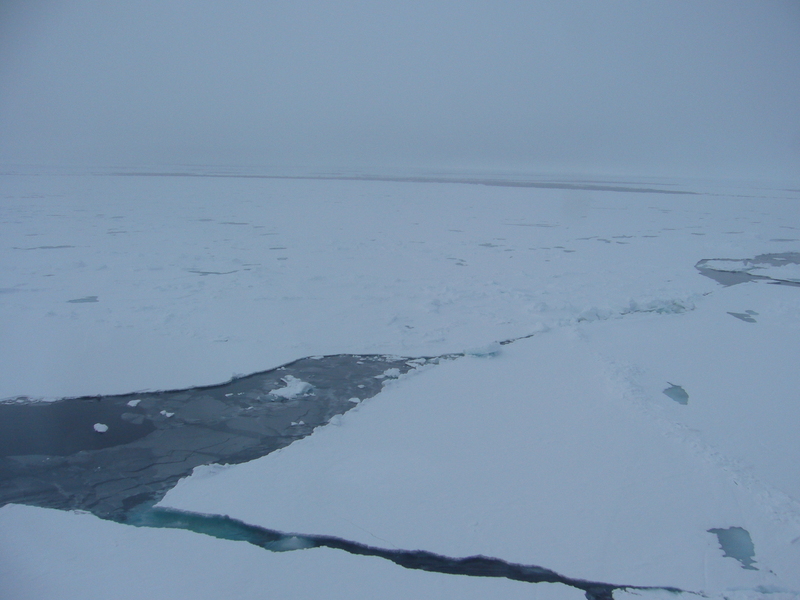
xmin=93 ymin=423 xmax=108 ymax=433
xmin=270 ymin=375 xmax=312 ymax=399
xmin=160 ymin=411 xmax=174 ymax=417
xmin=270 ymin=535 xmax=316 ymax=552
xmin=375 ymin=368 xmax=401 ymax=379
xmin=663 ymin=383 xmax=689 ymax=405
xmin=126 ymin=399 xmax=141 ymax=407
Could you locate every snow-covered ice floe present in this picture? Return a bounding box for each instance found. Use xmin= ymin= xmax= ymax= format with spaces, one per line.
xmin=2 ymin=171 xmax=800 ymax=599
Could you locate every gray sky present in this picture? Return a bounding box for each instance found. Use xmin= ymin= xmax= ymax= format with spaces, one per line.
xmin=2 ymin=1 xmax=799 ymax=179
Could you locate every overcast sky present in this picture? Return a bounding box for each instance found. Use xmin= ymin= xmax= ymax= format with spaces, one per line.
xmin=1 ymin=1 xmax=799 ymax=179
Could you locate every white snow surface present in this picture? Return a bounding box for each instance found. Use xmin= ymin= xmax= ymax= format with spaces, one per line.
xmin=2 ymin=172 xmax=800 ymax=599
xmin=4 ymin=173 xmax=793 ymax=401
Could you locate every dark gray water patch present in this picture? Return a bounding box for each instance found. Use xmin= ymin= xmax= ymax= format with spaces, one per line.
xmin=708 ymin=527 xmax=758 ymax=570
xmin=0 ymin=354 xmax=441 ymax=520
xmin=696 ymin=253 xmax=800 ymax=287
xmin=107 ymin=171 xmax=699 ymax=195
xmin=186 ymin=269 xmax=240 ymax=276
xmin=67 ymin=296 xmax=98 ymax=303
xmin=0 ymin=400 xmax=155 ymax=457
xmin=728 ymin=312 xmax=757 ymax=323
xmin=663 ymin=383 xmax=689 ymax=405
xmin=14 ymin=245 xmax=75 ymax=250
xmin=128 ymin=507 xmax=683 ymax=600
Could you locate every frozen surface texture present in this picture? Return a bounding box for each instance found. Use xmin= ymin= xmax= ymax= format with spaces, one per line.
xmin=2 ymin=171 xmax=800 ymax=599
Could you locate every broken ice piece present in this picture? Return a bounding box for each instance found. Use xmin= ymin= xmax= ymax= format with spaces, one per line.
xmin=160 ymin=411 xmax=174 ymax=417
xmin=375 ymin=368 xmax=401 ymax=379
xmin=127 ymin=399 xmax=141 ymax=407
xmin=93 ymin=423 xmax=108 ymax=433
xmin=270 ymin=375 xmax=312 ymax=399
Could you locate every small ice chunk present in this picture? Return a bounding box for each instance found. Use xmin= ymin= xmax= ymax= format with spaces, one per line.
xmin=93 ymin=423 xmax=108 ymax=433
xmin=160 ymin=410 xmax=174 ymax=417
xmin=271 ymin=536 xmax=315 ymax=551
xmin=375 ymin=368 xmax=402 ymax=379
xmin=270 ymin=375 xmax=312 ymax=399
xmin=347 ymin=397 xmax=360 ymax=403
xmin=127 ymin=399 xmax=141 ymax=407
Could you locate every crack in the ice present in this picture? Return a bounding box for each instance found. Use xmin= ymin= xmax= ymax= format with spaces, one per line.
xmin=0 ymin=290 xmax=759 ymax=596
xmin=126 ymin=506 xmax=687 ymax=600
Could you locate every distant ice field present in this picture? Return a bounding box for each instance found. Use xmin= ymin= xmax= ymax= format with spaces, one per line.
xmin=1 ymin=172 xmax=796 ymax=400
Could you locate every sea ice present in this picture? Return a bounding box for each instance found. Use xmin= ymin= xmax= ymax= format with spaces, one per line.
xmin=2 ymin=171 xmax=799 ymax=599
xmin=270 ymin=376 xmax=313 ymax=400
